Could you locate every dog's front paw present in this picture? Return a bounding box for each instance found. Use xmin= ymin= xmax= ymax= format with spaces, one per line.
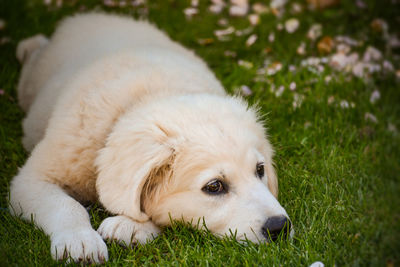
xmin=51 ymin=228 xmax=108 ymax=263
xmin=98 ymin=215 xmax=160 ymax=246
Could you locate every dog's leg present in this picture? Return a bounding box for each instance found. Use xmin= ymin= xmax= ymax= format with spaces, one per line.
xmin=98 ymin=216 xmax=160 ymax=246
xmin=9 ymin=165 xmax=108 ymax=263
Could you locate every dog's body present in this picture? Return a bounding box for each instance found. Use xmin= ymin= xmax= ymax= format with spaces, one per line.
xmin=10 ymin=13 xmax=290 ymax=262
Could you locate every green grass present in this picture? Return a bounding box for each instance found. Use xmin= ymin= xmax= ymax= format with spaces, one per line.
xmin=0 ymin=0 xmax=399 ymax=266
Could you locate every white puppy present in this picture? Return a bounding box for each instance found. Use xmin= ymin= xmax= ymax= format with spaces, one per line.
xmin=9 ymin=13 xmax=291 ymax=263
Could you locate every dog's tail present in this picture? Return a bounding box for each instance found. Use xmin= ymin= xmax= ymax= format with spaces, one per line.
xmin=16 ymin=34 xmax=48 ymax=64
xmin=16 ymin=34 xmax=49 ymax=112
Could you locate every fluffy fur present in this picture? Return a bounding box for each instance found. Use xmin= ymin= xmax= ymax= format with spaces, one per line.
xmin=9 ymin=13 xmax=290 ymax=263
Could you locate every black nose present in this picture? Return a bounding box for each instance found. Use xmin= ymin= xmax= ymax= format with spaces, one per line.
xmin=261 ymin=215 xmax=291 ymax=242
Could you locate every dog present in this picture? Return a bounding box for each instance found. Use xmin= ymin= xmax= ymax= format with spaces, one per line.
xmin=9 ymin=13 xmax=291 ymax=263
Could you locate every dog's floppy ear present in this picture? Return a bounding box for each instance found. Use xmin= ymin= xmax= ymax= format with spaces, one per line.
xmin=265 ymin=159 xmax=278 ymax=198
xmin=95 ymin=120 xmax=174 ymax=222
xmin=261 ymin=141 xmax=278 ymax=198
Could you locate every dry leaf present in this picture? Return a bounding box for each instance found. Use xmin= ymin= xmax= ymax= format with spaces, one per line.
xmin=307 ymin=0 xmax=339 ymax=9
xmin=317 ymin=36 xmax=334 ymax=54
xmin=370 ymin=18 xmax=388 ymax=33
xmin=252 ymin=3 xmax=269 ymax=14
xmin=0 ymin=19 xmax=5 ymax=31
xmin=197 ymin=38 xmax=214 ymax=45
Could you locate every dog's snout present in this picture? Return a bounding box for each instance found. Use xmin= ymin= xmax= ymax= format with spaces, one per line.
xmin=261 ymin=215 xmax=291 ymax=242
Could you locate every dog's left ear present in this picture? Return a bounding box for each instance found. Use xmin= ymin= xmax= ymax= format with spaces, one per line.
xmin=95 ymin=120 xmax=174 ymax=222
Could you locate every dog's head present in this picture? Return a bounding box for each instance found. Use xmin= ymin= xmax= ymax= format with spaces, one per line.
xmin=96 ymin=94 xmax=291 ymax=243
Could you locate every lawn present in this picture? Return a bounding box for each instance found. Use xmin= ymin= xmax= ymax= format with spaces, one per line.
xmin=0 ymin=0 xmax=399 ymax=266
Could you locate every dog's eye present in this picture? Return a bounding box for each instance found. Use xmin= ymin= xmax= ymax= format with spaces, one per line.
xmin=256 ymin=162 xmax=264 ymax=178
xmin=202 ymin=179 xmax=226 ymax=195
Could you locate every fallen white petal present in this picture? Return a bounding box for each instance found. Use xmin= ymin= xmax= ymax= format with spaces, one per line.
xmin=229 ymin=5 xmax=248 ymax=16
xmin=337 ymin=43 xmax=351 ymax=54
xmin=340 ymin=100 xmax=349 ymax=109
xmin=184 ymin=7 xmax=198 ymax=17
xmin=209 ymin=4 xmax=224 ymax=13
xmin=297 ymin=42 xmax=306 ymax=55
xmin=309 ymin=261 xmax=324 ymax=267
xmin=214 ymin=26 xmax=235 ymax=37
xmin=231 ymin=0 xmax=248 ymax=6
xmin=370 ymin=90 xmax=380 ymax=104
xmin=246 ymin=34 xmax=258 ymax=47
xmin=389 ymin=34 xmax=400 ymax=48
xmin=365 ymin=112 xmax=378 ymax=123
xmin=211 ymin=0 xmax=225 ymax=4
xmin=275 ymin=85 xmax=285 ymax=97
xmin=388 ymin=123 xmax=398 ymax=134
xmin=289 ymin=82 xmax=296 ymax=91
xmin=363 ymin=46 xmax=382 ymax=62
xmin=224 ymin=50 xmax=237 ymax=57
xmin=248 ymin=14 xmax=260 ymax=25
xmin=218 ymin=18 xmax=229 ymax=26
xmin=335 ymin=35 xmax=359 ymax=47
xmin=292 ymin=93 xmax=304 ymax=109
xmin=291 ymin=2 xmax=302 ymax=13
xmin=285 ymin=18 xmax=299 ymax=33
xmin=270 ymin=0 xmax=287 ymax=9
xmin=307 ymin=24 xmax=322 ymax=41
xmin=324 ymin=75 xmax=332 ymax=83
xmin=268 ymin=32 xmax=275 ymax=42
xmin=240 ymin=85 xmax=253 ymax=96
xmin=382 ymin=60 xmax=394 ymax=72
xmin=103 ymin=0 xmax=116 ymax=6
xmin=352 ymin=62 xmax=366 ymax=78
xmin=235 ymin=27 xmax=253 ymax=36
xmin=356 ymin=0 xmax=367 ymax=8
xmin=330 ymin=53 xmax=349 ymax=70
xmin=238 ymin=60 xmax=253 ymax=69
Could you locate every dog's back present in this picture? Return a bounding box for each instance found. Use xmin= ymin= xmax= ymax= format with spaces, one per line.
xmin=17 ymin=13 xmax=224 ymax=151
xmin=17 ymin=13 xmax=188 ymax=112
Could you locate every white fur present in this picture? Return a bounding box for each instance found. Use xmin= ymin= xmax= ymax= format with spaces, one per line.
xmin=9 ymin=13 xmax=289 ymax=263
